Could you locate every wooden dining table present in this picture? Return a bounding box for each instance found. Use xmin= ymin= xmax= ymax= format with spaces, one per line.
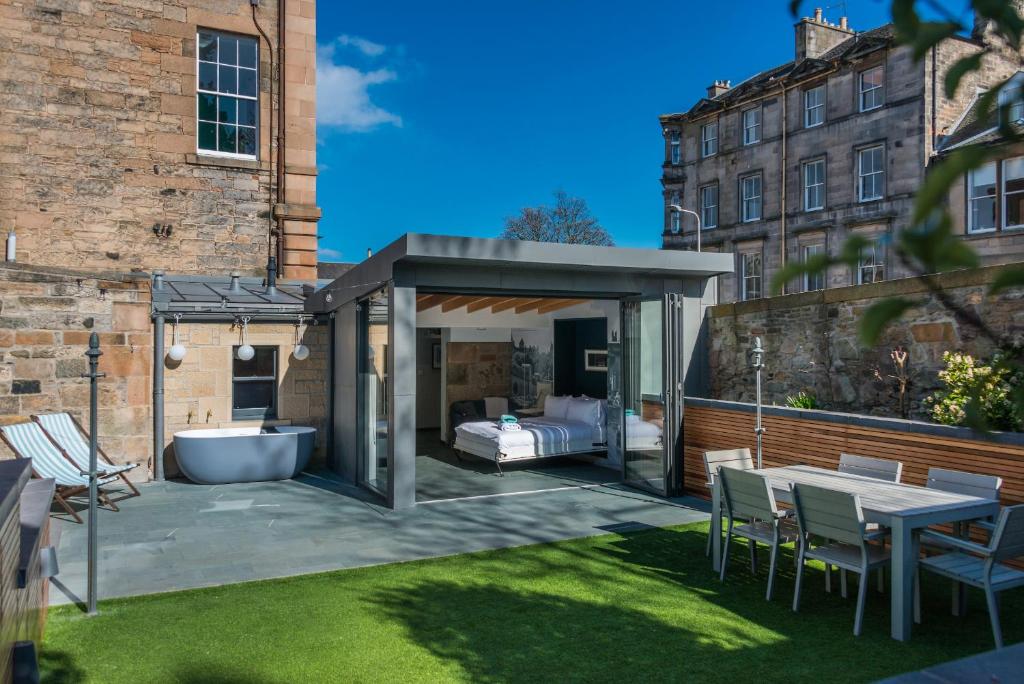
xmin=709 ymin=464 xmax=1001 ymax=641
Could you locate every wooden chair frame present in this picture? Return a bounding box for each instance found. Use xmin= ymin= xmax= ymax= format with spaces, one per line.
xmin=33 ymin=413 xmax=141 ymax=500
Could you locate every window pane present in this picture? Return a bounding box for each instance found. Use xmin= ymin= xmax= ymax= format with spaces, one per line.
xmin=234 ymin=346 xmax=276 ymax=378
xmin=219 ymin=65 xmax=238 ymax=95
xmin=233 ymin=381 xmax=274 ymax=411
xmin=238 ymin=68 xmax=257 ymax=98
xmin=1004 ymin=157 xmax=1024 ymax=183
xmin=197 ymin=92 xmax=216 ymax=122
xmin=218 ymin=124 xmax=237 ymax=153
xmin=198 ymin=33 xmax=217 ymax=62
xmin=862 ymin=67 xmax=883 ymax=90
xmin=238 ymin=38 xmax=257 ymax=69
xmin=238 ymin=127 xmax=257 ymax=156
xmin=972 ymin=197 xmax=997 ymax=231
xmin=217 ymin=96 xmax=237 ymax=124
xmin=219 ymin=35 xmax=238 ymax=65
xmin=198 ymin=62 xmax=217 ymax=91
xmin=198 ymin=122 xmax=216 ymax=151
xmin=973 ymin=161 xmax=997 ymax=188
xmin=237 ymin=98 xmax=257 ymax=127
xmin=1006 ymin=195 xmax=1024 ymax=228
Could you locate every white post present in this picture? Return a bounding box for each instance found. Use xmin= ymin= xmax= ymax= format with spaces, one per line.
xmin=669 ymin=205 xmax=701 ymax=252
xmin=750 ymin=336 xmax=765 ymax=469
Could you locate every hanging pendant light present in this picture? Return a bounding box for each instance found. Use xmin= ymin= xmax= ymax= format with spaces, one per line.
xmin=292 ymin=315 xmax=310 ymax=360
xmin=167 ymin=313 xmax=187 ymax=361
xmin=236 ymin=316 xmax=255 ymax=361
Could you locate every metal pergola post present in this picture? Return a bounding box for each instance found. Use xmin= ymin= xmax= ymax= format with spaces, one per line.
xmin=84 ymin=332 xmax=105 ymax=615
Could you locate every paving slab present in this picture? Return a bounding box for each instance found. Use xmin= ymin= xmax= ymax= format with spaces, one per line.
xmin=50 ymin=472 xmax=710 ymax=606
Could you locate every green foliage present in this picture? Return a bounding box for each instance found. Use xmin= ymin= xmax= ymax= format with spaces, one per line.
xmin=925 ymin=351 xmax=1024 ymax=431
xmin=785 ymin=390 xmax=819 ymax=409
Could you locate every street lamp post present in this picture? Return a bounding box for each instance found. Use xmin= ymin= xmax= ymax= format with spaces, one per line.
xmin=669 ymin=204 xmax=702 ymax=252
xmin=749 ymin=336 xmax=766 ymax=469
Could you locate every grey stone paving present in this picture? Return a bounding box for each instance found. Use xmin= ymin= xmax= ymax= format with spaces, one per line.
xmin=51 ymin=472 xmax=710 ymax=606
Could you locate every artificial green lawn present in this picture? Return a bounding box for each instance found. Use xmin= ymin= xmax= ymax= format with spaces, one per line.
xmin=42 ymin=522 xmax=1022 ymax=683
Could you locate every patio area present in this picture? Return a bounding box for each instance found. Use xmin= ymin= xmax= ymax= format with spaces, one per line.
xmin=50 ymin=471 xmax=708 ymax=605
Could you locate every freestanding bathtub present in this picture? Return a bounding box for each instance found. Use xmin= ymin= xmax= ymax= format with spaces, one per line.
xmin=173 ymin=426 xmax=316 ymax=485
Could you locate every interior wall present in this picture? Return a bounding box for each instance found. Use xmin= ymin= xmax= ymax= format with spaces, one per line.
xmin=415 ymin=329 xmax=441 ymax=429
xmin=554 ymin=318 xmax=608 ymax=398
xmin=444 ymin=342 xmax=513 ymax=433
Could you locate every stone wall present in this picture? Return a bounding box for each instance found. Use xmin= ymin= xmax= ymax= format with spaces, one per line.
xmin=445 ymin=342 xmax=512 ymax=407
xmin=162 ymin=320 xmax=329 ymax=476
xmin=0 ymin=0 xmax=319 ymax=279
xmin=0 ymin=264 xmax=153 ymax=477
xmin=705 ymin=264 xmax=1024 ymax=421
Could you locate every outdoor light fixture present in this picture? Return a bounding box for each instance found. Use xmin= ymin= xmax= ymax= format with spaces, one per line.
xmin=749 ymin=336 xmax=766 ymax=469
xmin=167 ymin=313 xmax=187 ymax=361
xmin=668 ymin=204 xmax=702 ymax=252
xmin=292 ymin=315 xmax=310 ymax=361
xmin=236 ymin=316 xmax=255 ymax=361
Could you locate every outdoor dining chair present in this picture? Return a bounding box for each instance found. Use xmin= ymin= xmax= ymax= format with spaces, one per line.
xmin=34 ymin=412 xmax=141 ymax=499
xmin=918 ymin=504 xmax=1024 ymax=649
xmin=838 ymin=453 xmax=903 ymax=483
xmin=718 ymin=466 xmax=799 ymax=601
xmin=703 ymin=448 xmax=754 ymax=557
xmin=0 ymin=421 xmax=121 ymax=523
xmin=791 ymin=482 xmax=891 ymax=636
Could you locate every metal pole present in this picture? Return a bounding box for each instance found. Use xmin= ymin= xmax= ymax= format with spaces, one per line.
xmin=669 ymin=205 xmax=702 ymax=252
xmin=84 ymin=332 xmax=104 ymax=615
xmin=752 ymin=336 xmax=765 ymax=469
xmin=153 ymin=314 xmax=165 ymax=481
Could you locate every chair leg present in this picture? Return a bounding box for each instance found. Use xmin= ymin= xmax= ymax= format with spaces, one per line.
xmin=984 ymin=585 xmax=1003 ymax=649
xmin=54 ymin=492 xmax=83 ymax=524
xmin=766 ymin=542 xmax=779 ymax=602
xmin=749 ymin=538 xmax=758 ymax=575
xmin=792 ymin=547 xmax=806 ymax=612
xmin=914 ymin=569 xmax=921 ymax=625
xmin=825 ymin=564 xmax=832 ymax=593
xmin=705 ymin=527 xmax=712 ymax=558
xmin=99 ymin=492 xmax=119 ymax=512
xmin=120 ymin=472 xmax=141 ymax=498
xmin=952 ymin=580 xmax=967 ymax=617
xmin=719 ymin=522 xmax=733 ymax=583
xmin=841 ymin=569 xmax=848 ymax=599
xmin=877 ymin=566 xmax=885 ymax=594
xmin=854 ymin=569 xmax=869 ymax=636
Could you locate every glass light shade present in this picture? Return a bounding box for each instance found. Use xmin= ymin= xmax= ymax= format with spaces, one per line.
xmin=236 ymin=344 xmax=255 ymax=361
xmin=292 ymin=344 xmax=310 ymax=361
xmin=167 ymin=344 xmax=187 ymax=361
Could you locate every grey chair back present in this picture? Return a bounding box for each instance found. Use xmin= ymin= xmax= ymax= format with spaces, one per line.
xmin=792 ymin=483 xmax=866 ymax=546
xmin=926 ymin=467 xmax=1003 ymax=501
xmin=990 ymin=504 xmax=1024 ymax=563
xmin=703 ymin=448 xmax=753 ymax=486
xmin=838 ymin=453 xmax=902 ymax=483
xmin=719 ymin=467 xmax=777 ymax=522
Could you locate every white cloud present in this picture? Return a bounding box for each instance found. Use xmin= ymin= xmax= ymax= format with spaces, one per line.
xmin=318 ymin=247 xmax=344 ymax=260
xmin=317 ymin=36 xmax=402 ymax=132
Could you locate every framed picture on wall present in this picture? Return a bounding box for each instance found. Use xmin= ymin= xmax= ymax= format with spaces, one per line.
xmin=432 ymin=343 xmax=442 ymax=369
xmin=584 ymin=349 xmax=608 ymax=372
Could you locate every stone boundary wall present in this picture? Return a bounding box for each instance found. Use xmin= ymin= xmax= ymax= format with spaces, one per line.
xmin=706 ymin=263 xmax=1024 ymax=421
xmin=0 ymin=263 xmax=153 ymax=478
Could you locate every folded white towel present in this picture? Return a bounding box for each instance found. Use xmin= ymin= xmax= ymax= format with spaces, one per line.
xmin=500 ymin=422 xmax=521 ymax=432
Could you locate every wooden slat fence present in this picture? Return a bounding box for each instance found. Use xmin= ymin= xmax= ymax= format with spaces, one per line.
xmin=683 ymin=400 xmax=1024 ymax=507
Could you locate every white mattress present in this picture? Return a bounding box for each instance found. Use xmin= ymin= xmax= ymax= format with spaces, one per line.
xmin=454 ymin=418 xmax=598 ymax=461
xmin=625 ymin=419 xmax=663 ymax=449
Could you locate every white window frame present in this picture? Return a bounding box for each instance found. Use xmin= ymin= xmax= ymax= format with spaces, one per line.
xmin=802 ymin=244 xmax=826 ymax=292
xmin=740 ymin=173 xmax=762 ymax=222
xmin=857 ymin=242 xmax=885 ymax=284
xmin=803 ymin=158 xmax=826 ymax=211
xmin=859 ymin=66 xmax=885 ymax=112
xmin=701 ymin=121 xmax=718 ymax=158
xmin=196 ymin=29 xmax=260 ymax=160
xmin=669 ymin=130 xmax=681 ymax=165
xmin=669 ymin=191 xmax=682 ymax=232
xmin=857 ymin=145 xmax=885 ymax=202
xmin=742 ymin=107 xmax=761 ymax=145
xmin=1002 ymin=157 xmax=1024 ymax=231
xmin=804 ymin=85 xmax=825 ymax=127
xmin=699 ymin=183 xmax=718 ymax=229
xmin=967 ymin=161 xmax=998 ymax=234
xmin=741 ymin=252 xmax=763 ymax=301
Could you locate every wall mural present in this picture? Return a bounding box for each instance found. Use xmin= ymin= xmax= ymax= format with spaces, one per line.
xmin=510 ymin=328 xmax=553 ymax=410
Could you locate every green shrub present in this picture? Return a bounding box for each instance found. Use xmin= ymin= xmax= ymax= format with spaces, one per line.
xmin=785 ymin=391 xmax=819 ymax=410
xmin=926 ymin=351 xmax=1023 ymax=431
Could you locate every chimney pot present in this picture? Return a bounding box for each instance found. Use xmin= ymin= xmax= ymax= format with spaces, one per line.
xmin=840 ymin=16 xmax=848 ymax=29
xmin=814 ymin=7 xmax=823 ymax=22
xmin=228 ymin=271 xmax=242 ymax=293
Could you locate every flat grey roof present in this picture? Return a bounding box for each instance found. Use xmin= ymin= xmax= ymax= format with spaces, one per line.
xmin=152 ymin=274 xmax=309 ymax=316
xmin=309 ymin=233 xmax=733 ymax=311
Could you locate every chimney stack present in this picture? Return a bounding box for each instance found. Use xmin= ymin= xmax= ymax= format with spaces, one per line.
xmin=707 ymin=80 xmax=731 ymax=99
xmin=795 ymin=8 xmax=854 ymax=60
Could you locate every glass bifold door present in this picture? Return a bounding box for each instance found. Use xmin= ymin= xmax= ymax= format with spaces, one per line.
xmin=357 ymin=288 xmax=390 ymax=495
xmin=621 ymin=294 xmax=682 ymax=496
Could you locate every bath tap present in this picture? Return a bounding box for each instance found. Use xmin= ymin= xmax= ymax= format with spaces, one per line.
xmin=206 ymin=409 xmax=214 ymax=423
xmin=187 ymin=406 xmax=197 ymax=424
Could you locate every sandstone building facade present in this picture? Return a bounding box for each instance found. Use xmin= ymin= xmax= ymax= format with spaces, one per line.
xmin=660 ymin=8 xmax=1024 ymax=303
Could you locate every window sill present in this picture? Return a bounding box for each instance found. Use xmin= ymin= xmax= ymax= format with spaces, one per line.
xmin=187 ymin=153 xmax=269 ymax=172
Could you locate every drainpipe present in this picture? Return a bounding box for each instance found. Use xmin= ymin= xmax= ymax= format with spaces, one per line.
xmin=779 ymin=83 xmax=789 ymax=295
xmin=266 ymin=255 xmax=278 ymax=297
xmin=152 ymin=313 xmax=165 ymax=481
xmin=276 ymin=0 xmax=287 ymax=274
xmin=326 ymin=312 xmax=336 ymax=471
xmin=250 ymin=2 xmax=279 ymax=279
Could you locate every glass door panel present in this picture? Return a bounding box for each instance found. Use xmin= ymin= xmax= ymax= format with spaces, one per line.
xmin=622 ymin=296 xmax=669 ymax=495
xmin=358 ymin=288 xmax=390 ymax=495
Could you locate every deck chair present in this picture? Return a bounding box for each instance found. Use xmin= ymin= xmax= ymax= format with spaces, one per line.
xmin=0 ymin=421 xmax=121 ymax=523
xmin=838 ymin=453 xmax=903 ymax=483
xmin=34 ymin=412 xmax=140 ymax=499
xmin=919 ymin=505 xmax=1024 ymax=649
xmin=718 ymin=467 xmax=799 ymax=601
xmin=791 ymin=483 xmax=890 ymax=636
xmin=703 ymin=448 xmax=754 ymax=558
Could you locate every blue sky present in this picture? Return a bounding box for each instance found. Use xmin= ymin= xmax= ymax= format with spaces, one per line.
xmin=314 ymin=0 xmax=895 ymax=263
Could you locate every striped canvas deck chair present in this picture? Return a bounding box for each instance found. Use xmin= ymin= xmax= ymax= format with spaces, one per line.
xmin=34 ymin=412 xmax=140 ymax=499
xmin=0 ymin=421 xmax=120 ymax=523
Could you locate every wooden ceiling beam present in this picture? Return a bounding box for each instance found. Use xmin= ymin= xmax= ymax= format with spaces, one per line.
xmin=466 ymin=296 xmax=512 ymax=313
xmin=536 ymin=299 xmax=589 ymax=314
xmin=513 ymin=298 xmax=549 ymax=313
xmin=416 ymin=294 xmax=449 ymax=312
xmin=491 ymin=298 xmax=527 ymax=313
xmin=441 ymin=295 xmax=482 ymax=312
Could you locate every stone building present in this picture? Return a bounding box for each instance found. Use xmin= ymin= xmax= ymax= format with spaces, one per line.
xmin=0 ymin=1 xmax=331 ymax=481
xmin=659 ymin=7 xmax=1024 ymax=303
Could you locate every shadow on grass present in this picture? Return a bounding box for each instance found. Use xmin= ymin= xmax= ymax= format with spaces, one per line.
xmin=40 ymin=650 xmax=86 ymax=684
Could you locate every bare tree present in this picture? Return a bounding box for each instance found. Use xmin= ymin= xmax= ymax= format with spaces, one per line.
xmin=500 ymin=191 xmax=614 ymax=246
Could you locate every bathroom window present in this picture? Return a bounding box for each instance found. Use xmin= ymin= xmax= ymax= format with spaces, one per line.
xmin=232 ymin=346 xmax=278 ymax=419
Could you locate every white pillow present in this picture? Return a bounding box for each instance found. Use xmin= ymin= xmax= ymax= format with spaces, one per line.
xmin=544 ymin=395 xmax=571 ymax=419
xmin=567 ymin=397 xmax=601 ymax=426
